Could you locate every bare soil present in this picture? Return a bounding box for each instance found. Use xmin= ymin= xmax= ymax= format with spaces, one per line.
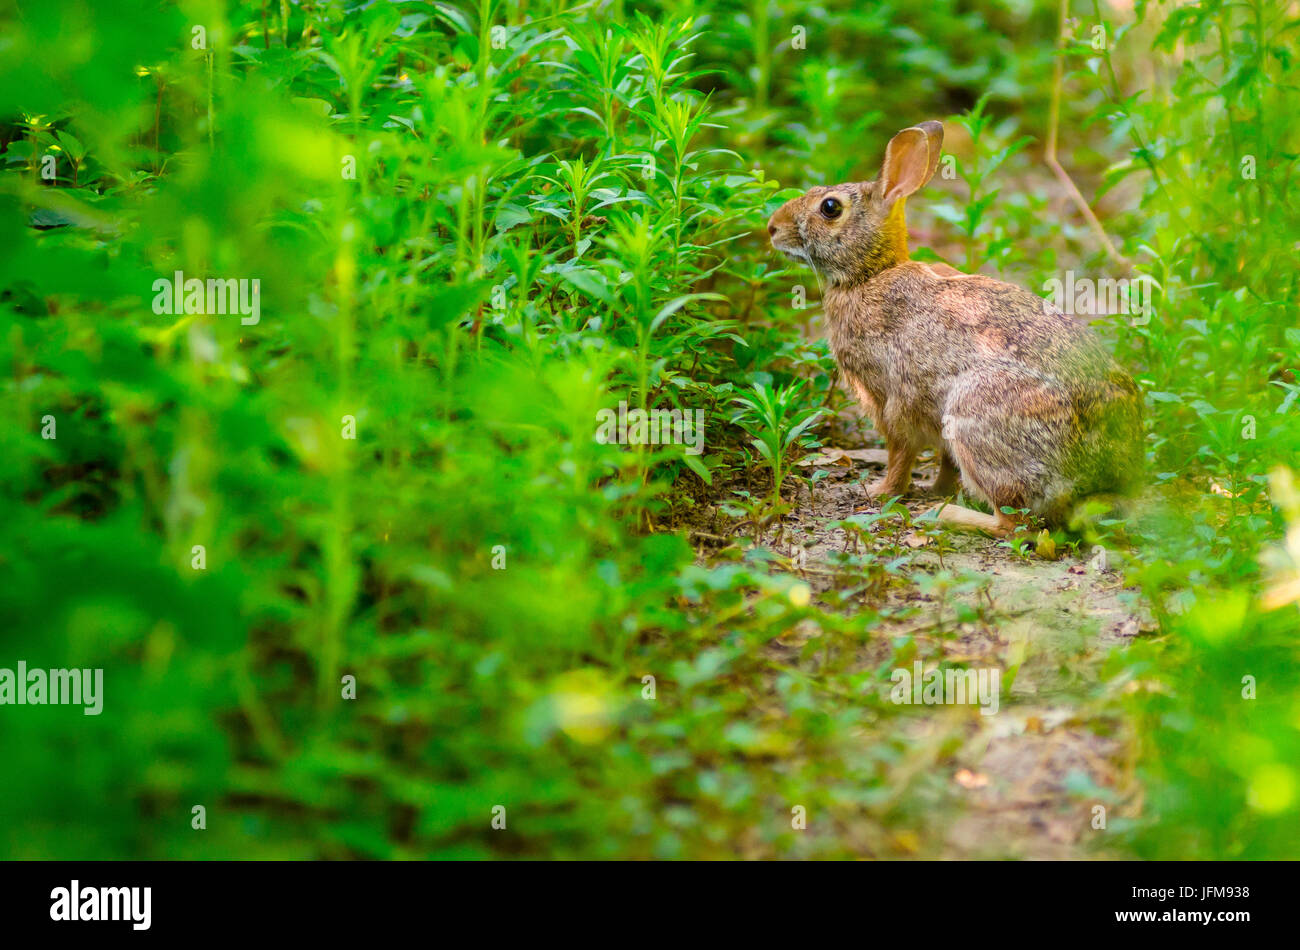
xmin=688 ymin=418 xmax=1152 ymax=857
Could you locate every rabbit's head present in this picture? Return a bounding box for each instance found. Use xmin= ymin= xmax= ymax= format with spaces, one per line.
xmin=767 ymin=120 xmax=944 ymax=285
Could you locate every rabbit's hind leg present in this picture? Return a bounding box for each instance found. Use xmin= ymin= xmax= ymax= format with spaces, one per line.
xmin=940 ymin=366 xmax=1073 ymax=523
xmin=928 ymin=502 xmax=1017 ymax=537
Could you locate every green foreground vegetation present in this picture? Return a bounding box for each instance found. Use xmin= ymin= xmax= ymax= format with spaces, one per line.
xmin=1 ymin=0 xmax=1298 ymax=859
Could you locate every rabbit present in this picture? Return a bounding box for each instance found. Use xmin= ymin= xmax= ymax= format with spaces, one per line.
xmin=767 ymin=120 xmax=1143 ymax=536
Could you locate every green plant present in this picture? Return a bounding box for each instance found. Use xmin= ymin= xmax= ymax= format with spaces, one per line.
xmin=729 ymin=379 xmax=825 ymax=513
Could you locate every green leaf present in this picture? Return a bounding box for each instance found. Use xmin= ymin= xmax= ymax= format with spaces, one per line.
xmin=681 ymin=452 xmax=712 ymax=485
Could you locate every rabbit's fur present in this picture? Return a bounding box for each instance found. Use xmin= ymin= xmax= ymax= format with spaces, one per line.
xmin=768 ymin=121 xmax=1142 ymax=536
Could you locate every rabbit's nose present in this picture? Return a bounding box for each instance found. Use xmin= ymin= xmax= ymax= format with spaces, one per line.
xmin=767 ymin=221 xmax=777 ymax=236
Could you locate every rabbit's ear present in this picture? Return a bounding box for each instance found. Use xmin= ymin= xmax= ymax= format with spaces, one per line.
xmin=880 ymin=121 xmax=944 ymax=204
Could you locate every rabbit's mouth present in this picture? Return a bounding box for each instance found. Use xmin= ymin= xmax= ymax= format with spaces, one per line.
xmin=771 ymin=237 xmax=810 ymax=263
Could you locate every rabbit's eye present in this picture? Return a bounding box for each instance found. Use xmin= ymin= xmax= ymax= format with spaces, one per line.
xmin=819 ymin=197 xmax=843 ymax=220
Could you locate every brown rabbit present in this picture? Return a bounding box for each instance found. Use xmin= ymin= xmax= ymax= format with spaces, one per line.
xmin=767 ymin=120 xmax=1143 ymax=536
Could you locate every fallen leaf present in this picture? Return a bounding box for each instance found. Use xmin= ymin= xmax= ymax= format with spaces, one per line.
xmin=798 ymin=447 xmax=891 ymax=467
xmin=890 ymin=830 xmax=921 ymax=854
xmin=840 ymin=448 xmax=891 ymax=464
xmin=798 ymin=449 xmax=852 ymax=467
xmin=1034 ymin=529 xmax=1058 ymax=560
xmin=955 ymin=768 xmax=989 ymax=789
xmin=1210 ymin=481 xmax=1245 ymax=498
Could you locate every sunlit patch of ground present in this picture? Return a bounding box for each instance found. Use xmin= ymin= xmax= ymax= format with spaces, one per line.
xmin=695 ymin=431 xmax=1153 ymax=858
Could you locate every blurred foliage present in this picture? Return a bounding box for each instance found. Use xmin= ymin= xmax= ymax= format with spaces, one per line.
xmin=0 ymin=0 xmax=1296 ymax=859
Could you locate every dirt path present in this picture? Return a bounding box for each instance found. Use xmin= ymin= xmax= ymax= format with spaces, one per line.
xmin=776 ymin=445 xmax=1151 ymax=858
